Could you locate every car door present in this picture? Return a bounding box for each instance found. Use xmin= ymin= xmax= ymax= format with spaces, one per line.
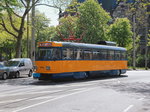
xmin=19 ymin=61 xmax=26 ymax=75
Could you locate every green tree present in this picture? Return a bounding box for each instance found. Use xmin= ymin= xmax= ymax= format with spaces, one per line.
xmin=108 ymin=18 xmax=133 ymax=48
xmin=77 ymin=0 xmax=111 ymax=43
xmin=34 ymin=10 xmax=51 ymax=42
xmin=0 ymin=0 xmax=67 ymax=58
xmin=56 ymin=15 xmax=78 ymax=41
xmin=0 ymin=11 xmax=31 ymax=60
xmin=0 ymin=30 xmax=16 ymax=60
xmin=0 ymin=0 xmax=41 ymax=58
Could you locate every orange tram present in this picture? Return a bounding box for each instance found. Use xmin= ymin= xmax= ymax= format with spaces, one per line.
xmin=33 ymin=41 xmax=127 ymax=80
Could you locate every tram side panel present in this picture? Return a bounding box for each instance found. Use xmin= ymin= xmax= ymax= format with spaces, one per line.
xmin=34 ymin=60 xmax=127 ymax=77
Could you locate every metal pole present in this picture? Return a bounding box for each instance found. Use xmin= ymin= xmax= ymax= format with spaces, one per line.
xmin=31 ymin=0 xmax=35 ymax=64
xmin=145 ymin=15 xmax=148 ymax=70
xmin=133 ymin=14 xmax=136 ymax=70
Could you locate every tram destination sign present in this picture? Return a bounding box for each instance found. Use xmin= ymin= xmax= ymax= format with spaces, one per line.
xmin=39 ymin=42 xmax=52 ymax=47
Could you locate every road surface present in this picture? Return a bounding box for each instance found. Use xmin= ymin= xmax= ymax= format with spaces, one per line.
xmin=0 ymin=70 xmax=150 ymax=112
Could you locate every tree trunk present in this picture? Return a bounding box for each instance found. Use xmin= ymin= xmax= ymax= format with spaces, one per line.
xmin=15 ymin=37 xmax=22 ymax=58
xmin=15 ymin=14 xmax=26 ymax=58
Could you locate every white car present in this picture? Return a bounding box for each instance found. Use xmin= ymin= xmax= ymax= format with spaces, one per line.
xmin=5 ymin=58 xmax=33 ymax=78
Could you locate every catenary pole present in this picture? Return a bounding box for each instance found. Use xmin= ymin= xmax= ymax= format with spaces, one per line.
xmin=145 ymin=14 xmax=148 ymax=70
xmin=133 ymin=14 xmax=136 ymax=70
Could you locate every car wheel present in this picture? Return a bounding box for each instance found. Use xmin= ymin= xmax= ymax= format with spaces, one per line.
xmin=2 ymin=73 xmax=7 ymax=80
xmin=15 ymin=72 xmax=20 ymax=78
xmin=28 ymin=70 xmax=32 ymax=77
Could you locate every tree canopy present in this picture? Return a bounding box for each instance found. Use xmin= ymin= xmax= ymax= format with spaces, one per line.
xmin=108 ymin=18 xmax=133 ymax=48
xmin=77 ymin=0 xmax=111 ymax=43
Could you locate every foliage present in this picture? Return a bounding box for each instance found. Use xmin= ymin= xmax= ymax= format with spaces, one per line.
xmin=148 ymin=32 xmax=150 ymax=46
xmin=56 ymin=15 xmax=78 ymax=41
xmin=0 ymin=0 xmax=19 ymax=16
xmin=36 ymin=26 xmax=56 ymax=42
xmin=34 ymin=10 xmax=52 ymax=42
xmin=77 ymin=0 xmax=111 ymax=44
xmin=0 ymin=39 xmax=16 ymax=61
xmin=0 ymin=12 xmax=29 ymax=60
xmin=65 ymin=1 xmax=80 ymax=15
xmin=136 ymin=54 xmax=150 ymax=68
xmin=0 ymin=0 xmax=63 ymax=58
xmin=108 ymin=18 xmax=133 ymax=48
xmin=0 ymin=0 xmax=41 ymax=58
xmin=51 ymin=0 xmax=72 ymax=11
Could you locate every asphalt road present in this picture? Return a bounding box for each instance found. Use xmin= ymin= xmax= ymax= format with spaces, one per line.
xmin=0 ymin=71 xmax=150 ymax=112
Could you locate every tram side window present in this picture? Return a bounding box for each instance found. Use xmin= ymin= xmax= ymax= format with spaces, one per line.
xmin=63 ymin=48 xmax=74 ymax=60
xmin=47 ymin=49 xmax=52 ymax=60
xmin=38 ymin=50 xmax=47 ymax=60
xmin=93 ymin=50 xmax=101 ymax=60
xmin=121 ymin=51 xmax=126 ymax=60
xmin=38 ymin=49 xmax=52 ymax=60
xmin=108 ymin=50 xmax=114 ymax=60
xmin=74 ymin=49 xmax=84 ymax=60
xmin=100 ymin=50 xmax=107 ymax=60
xmin=51 ymin=48 xmax=61 ymax=60
xmin=84 ymin=50 xmax=92 ymax=60
xmin=115 ymin=51 xmax=121 ymax=60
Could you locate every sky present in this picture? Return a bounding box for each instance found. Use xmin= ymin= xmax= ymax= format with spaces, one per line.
xmin=37 ymin=6 xmax=59 ymax=26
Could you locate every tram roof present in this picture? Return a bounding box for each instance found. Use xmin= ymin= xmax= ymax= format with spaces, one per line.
xmin=59 ymin=41 xmax=126 ymax=51
xmin=39 ymin=41 xmax=126 ymax=51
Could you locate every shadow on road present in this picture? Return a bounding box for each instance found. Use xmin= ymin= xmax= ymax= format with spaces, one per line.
xmin=0 ymin=74 xmax=128 ymax=86
xmin=30 ymin=75 xmax=128 ymax=86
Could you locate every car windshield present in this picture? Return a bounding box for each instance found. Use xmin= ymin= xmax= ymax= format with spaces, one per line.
xmin=5 ymin=61 xmax=20 ymax=67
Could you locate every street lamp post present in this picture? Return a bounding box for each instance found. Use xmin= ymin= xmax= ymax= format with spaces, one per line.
xmin=145 ymin=15 xmax=148 ymax=70
xmin=133 ymin=13 xmax=136 ymax=70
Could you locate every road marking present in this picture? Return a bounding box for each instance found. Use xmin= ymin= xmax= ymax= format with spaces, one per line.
xmin=123 ymin=105 xmax=134 ymax=112
xmin=13 ymin=87 xmax=96 ymax=112
xmin=0 ymin=86 xmax=54 ymax=96
xmin=0 ymin=90 xmax=63 ymax=97
xmin=0 ymin=99 xmax=26 ymax=104
xmin=28 ymin=96 xmax=54 ymax=100
xmin=0 ymin=87 xmax=35 ymax=94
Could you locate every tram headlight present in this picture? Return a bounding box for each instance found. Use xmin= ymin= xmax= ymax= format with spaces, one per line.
xmin=46 ymin=66 xmax=50 ymax=70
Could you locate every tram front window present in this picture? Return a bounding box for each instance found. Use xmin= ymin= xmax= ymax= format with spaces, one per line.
xmin=37 ymin=48 xmax=61 ymax=60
